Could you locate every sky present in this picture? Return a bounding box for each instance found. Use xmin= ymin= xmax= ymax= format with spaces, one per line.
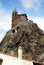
xmin=0 ymin=0 xmax=44 ymax=42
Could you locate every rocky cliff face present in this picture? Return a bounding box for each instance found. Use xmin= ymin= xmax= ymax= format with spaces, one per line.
xmin=0 ymin=10 xmax=44 ymax=62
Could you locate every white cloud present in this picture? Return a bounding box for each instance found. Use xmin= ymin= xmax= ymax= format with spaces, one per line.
xmin=21 ymin=0 xmax=33 ymax=9
xmin=21 ymin=0 xmax=44 ymax=10
xmin=0 ymin=9 xmax=11 ymax=31
xmin=0 ymin=9 xmax=11 ymax=42
xmin=0 ymin=34 xmax=4 ymax=42
xmin=28 ymin=16 xmax=44 ymax=31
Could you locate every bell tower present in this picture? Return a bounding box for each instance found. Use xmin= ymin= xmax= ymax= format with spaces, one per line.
xmin=12 ymin=9 xmax=18 ymax=28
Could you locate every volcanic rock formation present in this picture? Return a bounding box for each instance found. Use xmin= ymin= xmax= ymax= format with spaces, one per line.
xmin=0 ymin=9 xmax=44 ymax=62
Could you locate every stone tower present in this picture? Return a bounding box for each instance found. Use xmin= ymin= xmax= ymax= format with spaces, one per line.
xmin=12 ymin=9 xmax=28 ymax=28
xmin=12 ymin=9 xmax=18 ymax=28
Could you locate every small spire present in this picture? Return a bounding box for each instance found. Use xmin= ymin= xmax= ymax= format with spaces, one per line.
xmin=12 ymin=9 xmax=18 ymax=21
xmin=13 ymin=9 xmax=17 ymax=13
xmin=12 ymin=9 xmax=18 ymax=16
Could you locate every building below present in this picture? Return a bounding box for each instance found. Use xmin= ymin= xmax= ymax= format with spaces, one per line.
xmin=0 ymin=51 xmax=43 ymax=65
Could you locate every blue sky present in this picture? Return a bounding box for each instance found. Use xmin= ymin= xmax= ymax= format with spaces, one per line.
xmin=0 ymin=0 xmax=44 ymax=16
xmin=0 ymin=0 xmax=44 ymax=42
